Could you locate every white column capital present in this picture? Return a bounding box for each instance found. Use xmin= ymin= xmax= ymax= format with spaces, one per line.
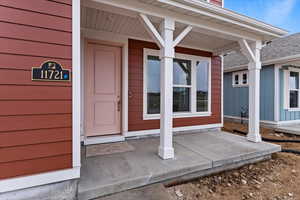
xmin=248 ymin=61 xmax=262 ymax=71
xmin=162 ymin=17 xmax=175 ymax=31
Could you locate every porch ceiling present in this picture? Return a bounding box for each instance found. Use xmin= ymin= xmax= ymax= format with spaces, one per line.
xmin=81 ymin=5 xmax=233 ymax=52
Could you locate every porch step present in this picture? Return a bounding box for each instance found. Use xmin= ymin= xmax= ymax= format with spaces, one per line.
xmin=93 ymin=184 xmax=173 ymax=200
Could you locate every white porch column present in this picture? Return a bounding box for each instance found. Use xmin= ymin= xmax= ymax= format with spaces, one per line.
xmin=159 ymin=17 xmax=175 ymax=159
xmin=239 ymin=40 xmax=262 ymax=142
xmin=139 ymin=14 xmax=192 ymax=159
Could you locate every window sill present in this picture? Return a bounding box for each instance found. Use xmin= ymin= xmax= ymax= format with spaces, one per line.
xmin=285 ymin=108 xmax=300 ymax=112
xmin=232 ymin=84 xmax=248 ymax=88
xmin=143 ymin=112 xmax=212 ymax=120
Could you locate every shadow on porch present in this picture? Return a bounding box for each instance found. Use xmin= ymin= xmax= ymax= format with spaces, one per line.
xmin=78 ymin=131 xmax=280 ymax=200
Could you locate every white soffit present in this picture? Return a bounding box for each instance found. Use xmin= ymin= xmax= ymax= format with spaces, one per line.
xmin=81 ymin=6 xmax=234 ymax=51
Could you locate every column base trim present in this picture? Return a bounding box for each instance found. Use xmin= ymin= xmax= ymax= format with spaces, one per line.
xmin=247 ymin=133 xmax=262 ymax=143
xmin=158 ymin=146 xmax=175 ymax=160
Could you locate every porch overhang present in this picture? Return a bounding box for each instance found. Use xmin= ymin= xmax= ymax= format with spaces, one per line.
xmin=80 ymin=0 xmax=288 ymax=159
xmin=84 ymin=0 xmax=287 ymax=55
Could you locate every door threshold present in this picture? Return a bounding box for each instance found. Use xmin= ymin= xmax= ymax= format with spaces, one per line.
xmin=84 ymin=135 xmax=125 ymax=145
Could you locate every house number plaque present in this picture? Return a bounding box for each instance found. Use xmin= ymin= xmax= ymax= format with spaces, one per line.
xmin=32 ymin=61 xmax=70 ymax=81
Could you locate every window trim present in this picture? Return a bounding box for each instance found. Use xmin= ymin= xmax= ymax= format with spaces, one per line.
xmin=143 ymin=48 xmax=212 ymax=120
xmin=284 ymin=68 xmax=300 ymax=111
xmin=232 ymin=70 xmax=248 ymax=87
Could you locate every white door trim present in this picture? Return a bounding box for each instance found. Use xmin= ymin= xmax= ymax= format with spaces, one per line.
xmin=81 ymin=29 xmax=129 ymax=142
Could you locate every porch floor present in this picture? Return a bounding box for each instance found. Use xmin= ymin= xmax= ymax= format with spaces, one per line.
xmin=78 ymin=131 xmax=280 ymax=200
xmin=275 ymin=124 xmax=300 ymax=135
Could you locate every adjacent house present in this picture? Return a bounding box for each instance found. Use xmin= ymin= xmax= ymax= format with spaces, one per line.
xmin=224 ymin=33 xmax=300 ymax=127
xmin=0 ymin=0 xmax=288 ymax=199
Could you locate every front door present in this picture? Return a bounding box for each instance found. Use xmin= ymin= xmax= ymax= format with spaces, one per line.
xmin=85 ymin=41 xmax=121 ymax=137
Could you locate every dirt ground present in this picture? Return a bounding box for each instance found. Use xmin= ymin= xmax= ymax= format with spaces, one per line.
xmin=167 ymin=122 xmax=300 ymax=200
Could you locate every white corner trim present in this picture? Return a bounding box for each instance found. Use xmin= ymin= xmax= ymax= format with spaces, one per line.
xmin=72 ymin=0 xmax=81 ymax=168
xmin=274 ymin=65 xmax=280 ymax=122
xmin=221 ymin=55 xmax=224 ymax=126
xmin=0 ymin=167 xmax=80 ymax=194
xmin=125 ymin=123 xmax=222 ymax=137
xmin=84 ymin=135 xmax=125 ymax=145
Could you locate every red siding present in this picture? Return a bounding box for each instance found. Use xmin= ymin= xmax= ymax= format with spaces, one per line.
xmin=210 ymin=0 xmax=223 ymax=6
xmin=128 ymin=39 xmax=221 ymax=131
xmin=0 ymin=1 xmax=72 ymax=180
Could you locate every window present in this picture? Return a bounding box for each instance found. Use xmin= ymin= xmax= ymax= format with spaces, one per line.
xmin=232 ymin=71 xmax=248 ymax=87
xmin=288 ymin=71 xmax=300 ymax=109
xmin=143 ymin=49 xmax=211 ymax=119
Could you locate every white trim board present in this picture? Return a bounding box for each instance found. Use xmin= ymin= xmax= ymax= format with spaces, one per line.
xmin=72 ymin=0 xmax=81 ymax=169
xmin=125 ymin=123 xmax=222 ymax=138
xmin=0 ymin=167 xmax=80 ymax=194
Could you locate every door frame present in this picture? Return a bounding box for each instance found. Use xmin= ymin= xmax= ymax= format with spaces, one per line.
xmin=82 ymin=36 xmax=128 ymax=143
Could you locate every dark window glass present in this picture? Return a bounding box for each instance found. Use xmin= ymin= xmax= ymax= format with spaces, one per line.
xmin=290 ymin=91 xmax=298 ymax=108
xmin=234 ymin=74 xmax=239 ymax=85
xmin=196 ymin=61 xmax=209 ymax=112
xmin=147 ymin=55 xmax=160 ymax=114
xmin=173 ymin=58 xmax=191 ymax=85
xmin=290 ymin=72 xmax=299 ymax=90
xmin=242 ymin=73 xmax=247 ymax=84
xmin=173 ymin=87 xmax=190 ymax=112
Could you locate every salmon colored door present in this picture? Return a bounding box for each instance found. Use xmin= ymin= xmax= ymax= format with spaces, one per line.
xmin=85 ymin=42 xmax=121 ymax=137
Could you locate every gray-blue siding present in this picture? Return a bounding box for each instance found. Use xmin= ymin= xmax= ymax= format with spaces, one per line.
xmin=279 ymin=69 xmax=300 ymax=121
xmin=224 ymin=65 xmax=275 ymax=121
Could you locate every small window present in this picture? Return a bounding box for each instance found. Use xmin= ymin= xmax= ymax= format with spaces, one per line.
xmin=232 ymin=71 xmax=248 ymax=87
xmin=289 ymin=71 xmax=300 ymax=109
xmin=242 ymin=73 xmax=248 ymax=84
xmin=234 ymin=74 xmax=239 ymax=85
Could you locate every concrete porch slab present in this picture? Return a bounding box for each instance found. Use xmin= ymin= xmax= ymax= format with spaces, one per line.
xmin=78 ymin=131 xmax=280 ymax=200
xmin=275 ymin=124 xmax=300 ymax=136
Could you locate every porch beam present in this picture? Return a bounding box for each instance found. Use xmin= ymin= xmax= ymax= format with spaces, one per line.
xmin=173 ymin=25 xmax=193 ymax=47
xmin=159 ymin=17 xmax=175 ymax=159
xmin=139 ymin=14 xmax=165 ymax=48
xmin=239 ymin=40 xmax=262 ymax=142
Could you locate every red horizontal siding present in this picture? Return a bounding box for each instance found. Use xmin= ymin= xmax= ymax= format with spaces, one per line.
xmin=0 ymin=141 xmax=72 ymax=163
xmin=0 ymin=85 xmax=72 ymax=100
xmin=0 ymin=128 xmax=72 ymax=148
xmin=0 ymin=54 xmax=71 ymax=70
xmin=0 ymin=0 xmax=72 ymax=180
xmin=0 ymin=0 xmax=71 ymax=18
xmin=0 ymin=114 xmax=72 ymax=132
xmin=0 ymin=22 xmax=72 ymax=45
xmin=210 ymin=0 xmax=222 ymax=6
xmin=0 ymin=101 xmax=71 ymax=116
xmin=128 ymin=39 xmax=221 ymax=131
xmin=0 ymin=6 xmax=71 ymax=32
xmin=0 ymin=38 xmax=71 ymax=59
xmin=0 ymin=155 xmax=72 ymax=179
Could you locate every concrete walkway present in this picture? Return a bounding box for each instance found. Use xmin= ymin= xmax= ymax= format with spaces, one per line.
xmin=95 ymin=184 xmax=172 ymax=200
xmin=78 ymin=131 xmax=280 ymax=200
xmin=276 ymin=124 xmax=300 ymax=136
